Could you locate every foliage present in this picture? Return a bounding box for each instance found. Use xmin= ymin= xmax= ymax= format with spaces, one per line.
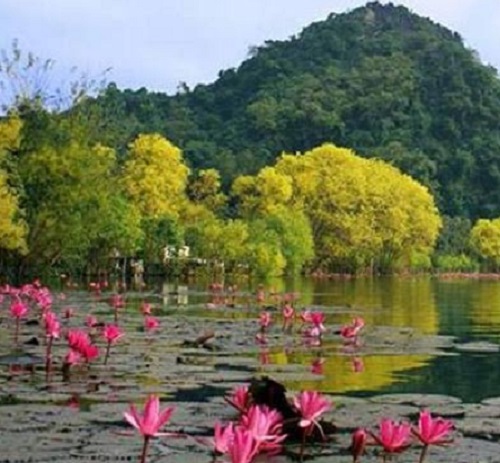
xmin=187 ymin=168 xmax=227 ymax=214
xmin=84 ymin=2 xmax=500 ymax=220
xmin=274 ymin=144 xmax=442 ymax=272
xmin=0 ymin=116 xmax=27 ymax=253
xmin=19 ymin=137 xmax=142 ymax=269
xmin=434 ymin=254 xmax=478 ymax=273
xmin=470 ymin=219 xmax=500 ymax=268
xmin=122 ymin=133 xmax=190 ymax=219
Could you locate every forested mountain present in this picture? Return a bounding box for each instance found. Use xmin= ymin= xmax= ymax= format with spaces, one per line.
xmin=86 ymin=1 xmax=500 ymax=219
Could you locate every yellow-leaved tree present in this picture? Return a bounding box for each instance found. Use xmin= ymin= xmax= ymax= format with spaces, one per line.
xmin=0 ymin=115 xmax=27 ymax=253
xmin=121 ymin=134 xmax=190 ymax=261
xmin=470 ymin=218 xmax=500 ymax=269
xmin=232 ymin=166 xmax=293 ymax=216
xmin=274 ymin=144 xmax=442 ymax=272
xmin=122 ymin=134 xmax=190 ymax=218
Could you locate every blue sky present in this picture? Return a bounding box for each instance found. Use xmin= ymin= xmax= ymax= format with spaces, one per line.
xmin=1 ymin=0 xmax=499 ymax=95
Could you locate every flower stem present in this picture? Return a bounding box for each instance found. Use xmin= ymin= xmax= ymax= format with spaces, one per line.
xmin=14 ymin=318 xmax=19 ymax=345
xmin=418 ymin=445 xmax=429 ymax=463
xmin=104 ymin=342 xmax=111 ymax=365
xmin=140 ymin=436 xmax=150 ymax=463
xmin=45 ymin=337 xmax=53 ymax=382
xmin=299 ymin=428 xmax=306 ymax=462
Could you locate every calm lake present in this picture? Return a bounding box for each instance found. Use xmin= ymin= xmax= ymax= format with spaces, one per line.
xmin=164 ymin=275 xmax=500 ymax=404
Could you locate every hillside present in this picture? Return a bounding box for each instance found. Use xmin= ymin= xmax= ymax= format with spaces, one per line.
xmin=87 ymin=1 xmax=500 ymax=219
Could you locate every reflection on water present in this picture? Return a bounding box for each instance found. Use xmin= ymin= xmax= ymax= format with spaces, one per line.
xmin=172 ymin=275 xmax=500 ymax=402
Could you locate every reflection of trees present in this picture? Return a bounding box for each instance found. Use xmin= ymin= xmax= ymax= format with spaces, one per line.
xmin=311 ymin=276 xmax=439 ymax=335
xmin=263 ymin=276 xmax=440 ymax=394
xmin=468 ymin=281 xmax=500 ymax=336
xmin=278 ymin=352 xmax=432 ymax=394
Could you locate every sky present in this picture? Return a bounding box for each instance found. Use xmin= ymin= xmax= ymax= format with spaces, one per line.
xmin=1 ymin=0 xmax=500 ymax=96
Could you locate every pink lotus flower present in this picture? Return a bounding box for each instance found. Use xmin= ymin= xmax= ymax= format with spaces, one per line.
xmin=226 ymin=427 xmax=259 ymax=463
xmin=282 ymin=304 xmax=294 ymax=320
xmin=103 ymin=324 xmax=124 ymax=344
xmin=371 ymin=418 xmax=411 ymax=454
xmin=213 ymin=421 xmax=236 ymax=454
xmin=144 ymin=316 xmax=160 ymax=332
xmin=259 ymin=311 xmax=272 ymax=329
xmin=282 ymin=304 xmax=295 ymax=331
xmin=350 ymin=428 xmax=367 ymax=463
xmin=10 ymin=299 xmax=28 ymax=344
xmin=300 ymin=309 xmax=312 ymax=323
xmin=140 ymin=301 xmax=152 ymax=315
xmin=352 ymin=357 xmax=364 ymax=373
xmin=44 ymin=312 xmax=60 ymax=339
xmin=103 ymin=324 xmax=124 ymax=364
xmin=310 ymin=311 xmax=326 ymax=333
xmin=341 ymin=316 xmax=365 ymax=339
xmin=293 ymin=390 xmax=331 ymax=437
xmin=413 ymin=410 xmax=453 ymax=463
xmin=43 ymin=310 xmax=60 ymax=381
xmin=81 ymin=343 xmax=100 ymax=363
xmin=66 ymin=329 xmax=99 ymax=363
xmin=240 ymin=404 xmax=286 ymax=454
xmin=124 ymin=394 xmax=175 ymax=438
xmin=311 ymin=357 xmax=325 ymax=375
xmin=225 ymin=385 xmax=251 ymax=414
xmin=413 ymin=410 xmax=453 ymax=446
xmin=110 ymin=294 xmax=125 ymax=309
xmin=64 ymin=349 xmax=81 ymax=365
xmin=10 ymin=299 xmax=28 ymax=319
xmin=124 ymin=395 xmax=176 ymax=463
xmin=67 ymin=329 xmax=91 ymax=352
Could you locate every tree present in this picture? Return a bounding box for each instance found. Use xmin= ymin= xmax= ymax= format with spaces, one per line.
xmin=275 ymin=144 xmax=442 ymax=272
xmin=122 ymin=134 xmax=190 ymax=219
xmin=232 ymin=166 xmax=293 ymax=217
xmin=19 ymin=139 xmax=141 ymax=270
xmin=0 ymin=115 xmax=26 ymax=253
xmin=470 ymin=218 xmax=500 ymax=269
xmin=0 ymin=39 xmax=109 ymax=112
xmin=187 ymin=168 xmax=227 ymax=214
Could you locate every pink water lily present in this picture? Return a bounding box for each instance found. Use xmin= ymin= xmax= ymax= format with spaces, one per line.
xmin=259 ymin=311 xmax=272 ymax=329
xmin=282 ymin=303 xmax=295 ymax=331
xmin=350 ymin=428 xmax=367 ymax=463
xmin=413 ymin=410 xmax=454 ymax=445
xmin=224 ymin=384 xmax=251 ymax=414
xmin=413 ymin=410 xmax=454 ymax=463
xmin=293 ymin=390 xmax=331 ymax=460
xmin=341 ymin=316 xmax=365 ymax=340
xmin=102 ymin=324 xmax=124 ymax=364
xmin=371 ymin=418 xmax=411 ymax=455
xmin=124 ymin=394 xmax=175 ymax=437
xmin=213 ymin=421 xmax=235 ymax=454
xmin=10 ymin=298 xmax=28 ymax=344
xmin=226 ymin=426 xmax=259 ymax=463
xmin=240 ymin=404 xmax=286 ymax=454
xmin=124 ymin=394 xmax=176 ymax=463
xmin=103 ymin=324 xmax=124 ymax=344
xmin=144 ymin=315 xmax=160 ymax=332
xmin=293 ymin=390 xmax=331 ymax=434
